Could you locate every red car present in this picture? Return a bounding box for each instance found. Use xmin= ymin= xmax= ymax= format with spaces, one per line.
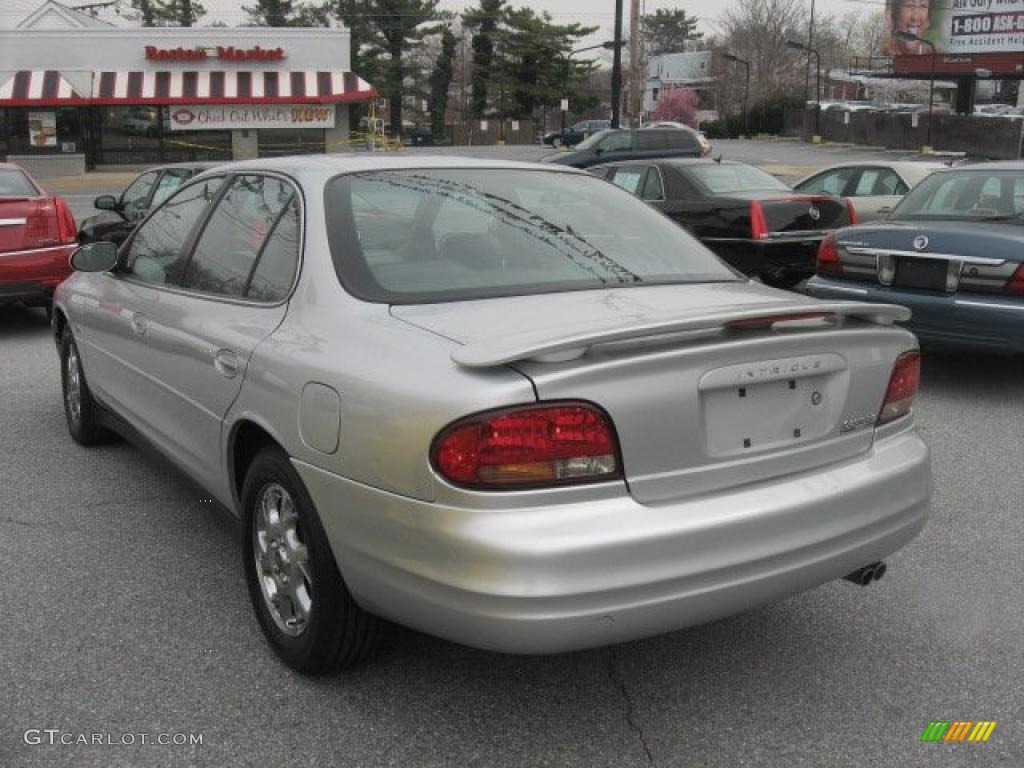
xmin=0 ymin=163 xmax=78 ymax=317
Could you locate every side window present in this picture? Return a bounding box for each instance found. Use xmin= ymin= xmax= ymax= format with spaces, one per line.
xmin=610 ymin=167 xmax=647 ymax=195
xmin=120 ymin=171 xmax=159 ymax=215
xmin=854 ymin=170 xmax=881 ymax=196
xmin=124 ymin=178 xmax=222 ymax=286
xmin=598 ymin=132 xmax=633 ymax=152
xmin=182 ymin=175 xmax=292 ymax=298
xmin=150 ymin=169 xmax=195 ymax=208
xmin=641 ymin=168 xmax=664 ymax=201
xmin=637 ymin=132 xmax=666 ymax=151
xmin=667 ymin=131 xmax=697 ymax=150
xmin=588 ymin=166 xmax=613 ymax=180
xmin=875 ymin=169 xmax=904 ymax=195
xmin=799 ymin=169 xmax=853 ymax=196
xmin=247 ymin=197 xmax=300 ymax=302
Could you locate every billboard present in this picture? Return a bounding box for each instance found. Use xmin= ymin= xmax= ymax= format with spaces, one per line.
xmin=884 ymin=0 xmax=1024 ymax=55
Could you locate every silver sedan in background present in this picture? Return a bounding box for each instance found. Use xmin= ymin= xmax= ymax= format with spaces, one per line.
xmin=794 ymin=161 xmax=944 ymax=222
xmin=54 ymin=156 xmax=931 ymax=673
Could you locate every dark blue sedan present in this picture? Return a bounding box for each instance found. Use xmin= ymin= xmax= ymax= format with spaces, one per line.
xmin=807 ymin=162 xmax=1024 ymax=353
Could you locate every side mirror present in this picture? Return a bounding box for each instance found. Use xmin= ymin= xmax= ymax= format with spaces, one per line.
xmin=93 ymin=195 xmax=119 ymax=211
xmin=71 ymin=241 xmax=119 ymax=273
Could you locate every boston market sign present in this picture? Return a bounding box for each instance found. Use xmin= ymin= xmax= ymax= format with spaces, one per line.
xmin=144 ymin=45 xmax=286 ymax=62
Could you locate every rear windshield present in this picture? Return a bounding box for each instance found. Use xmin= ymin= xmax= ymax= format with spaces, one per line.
xmin=890 ymin=169 xmax=1024 ymax=223
xmin=325 ymin=169 xmax=739 ymax=303
xmin=0 ymin=170 xmax=38 ymax=197
xmin=685 ymin=165 xmax=789 ymax=194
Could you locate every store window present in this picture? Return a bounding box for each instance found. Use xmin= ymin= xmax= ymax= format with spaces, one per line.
xmin=257 ymin=128 xmax=325 ymax=157
xmin=92 ymin=106 xmax=230 ymax=164
xmin=3 ymin=108 xmax=83 ymax=155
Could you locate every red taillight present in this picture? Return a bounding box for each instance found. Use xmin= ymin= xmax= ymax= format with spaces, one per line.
xmin=816 ymin=232 xmax=843 ymax=276
xmin=877 ymin=351 xmax=920 ymax=427
xmin=1007 ymin=263 xmax=1024 ymax=295
xmin=54 ymin=196 xmax=77 ymax=244
xmin=750 ymin=201 xmax=768 ymax=241
xmin=21 ymin=199 xmax=57 ymax=249
xmin=432 ymin=402 xmax=620 ymax=489
xmin=845 ymin=198 xmax=858 ymax=224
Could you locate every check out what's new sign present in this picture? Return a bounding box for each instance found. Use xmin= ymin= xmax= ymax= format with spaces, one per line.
xmin=168 ymin=104 xmax=335 ymax=131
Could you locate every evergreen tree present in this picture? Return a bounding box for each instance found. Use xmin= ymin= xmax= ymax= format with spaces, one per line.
xmin=641 ymin=9 xmax=702 ymax=56
xmin=462 ymin=0 xmax=504 ymax=119
xmin=244 ymin=0 xmax=299 ymax=26
xmin=429 ymin=27 xmax=457 ymax=139
xmin=365 ymin=0 xmax=440 ymax=135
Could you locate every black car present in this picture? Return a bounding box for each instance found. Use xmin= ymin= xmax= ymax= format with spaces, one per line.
xmin=78 ymin=162 xmax=221 ymax=246
xmin=542 ymin=120 xmax=611 ymax=148
xmin=542 ymin=128 xmax=710 ymax=169
xmin=591 ymin=159 xmax=856 ymax=287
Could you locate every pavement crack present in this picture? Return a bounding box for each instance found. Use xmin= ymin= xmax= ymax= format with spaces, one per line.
xmin=0 ymin=516 xmax=35 ymax=527
xmin=607 ymin=649 xmax=656 ymax=768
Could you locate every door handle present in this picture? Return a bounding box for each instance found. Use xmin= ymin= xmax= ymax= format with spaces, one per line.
xmin=214 ymin=349 xmax=239 ymax=379
xmin=130 ymin=312 xmax=148 ymax=336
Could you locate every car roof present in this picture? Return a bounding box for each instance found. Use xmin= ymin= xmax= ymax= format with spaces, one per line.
xmin=146 ymin=161 xmax=223 ymax=172
xmin=201 ymin=154 xmax=589 ymax=179
xmin=593 ymin=158 xmax=744 ymax=169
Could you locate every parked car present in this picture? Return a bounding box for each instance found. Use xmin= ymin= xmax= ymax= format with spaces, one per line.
xmin=78 ymin=162 xmax=221 ymax=247
xmin=807 ymin=161 xmax=1024 ymax=353
xmin=542 ymin=119 xmax=610 ymax=148
xmin=591 ymin=158 xmax=856 ymax=287
xmin=794 ymin=161 xmax=943 ymax=222
xmin=0 ymin=162 xmax=78 ymax=317
xmin=542 ymin=127 xmax=710 ymax=169
xmin=121 ymin=107 xmax=163 ymax=137
xmin=56 ymin=156 xmax=930 ymax=673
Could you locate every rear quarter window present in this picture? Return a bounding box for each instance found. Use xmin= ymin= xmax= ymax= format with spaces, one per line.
xmin=0 ymin=170 xmax=39 ymax=197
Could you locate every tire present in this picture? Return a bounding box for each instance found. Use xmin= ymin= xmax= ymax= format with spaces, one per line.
xmin=242 ymin=447 xmax=380 ymax=674
xmin=60 ymin=327 xmax=113 ymax=445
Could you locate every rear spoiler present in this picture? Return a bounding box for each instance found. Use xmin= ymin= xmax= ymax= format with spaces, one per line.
xmin=452 ymin=301 xmax=911 ymax=368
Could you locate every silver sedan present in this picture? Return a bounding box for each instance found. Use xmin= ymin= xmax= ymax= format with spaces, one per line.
xmin=794 ymin=161 xmax=944 ymax=222
xmin=54 ymin=156 xmax=931 ymax=673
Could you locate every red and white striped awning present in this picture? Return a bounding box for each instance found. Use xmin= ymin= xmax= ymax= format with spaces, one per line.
xmin=0 ymin=71 xmax=87 ymax=106
xmin=91 ymin=70 xmax=376 ymax=105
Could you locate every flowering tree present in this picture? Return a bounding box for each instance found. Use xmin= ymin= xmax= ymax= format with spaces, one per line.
xmin=651 ymin=87 xmax=699 ymax=127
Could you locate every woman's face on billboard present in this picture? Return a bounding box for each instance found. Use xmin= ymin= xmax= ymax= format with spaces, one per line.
xmin=896 ymin=0 xmax=930 ymax=35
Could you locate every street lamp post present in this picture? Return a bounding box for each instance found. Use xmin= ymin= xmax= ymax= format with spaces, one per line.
xmin=786 ymin=40 xmax=821 ymax=138
xmin=722 ymin=53 xmax=750 ymax=138
xmin=895 ymin=31 xmax=936 ymax=150
xmin=611 ymin=0 xmax=624 ymax=127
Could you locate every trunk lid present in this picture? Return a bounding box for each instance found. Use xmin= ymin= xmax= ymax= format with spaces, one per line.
xmin=832 ymin=220 xmax=1023 ymax=293
xmin=393 ymin=284 xmax=912 ymax=504
xmin=0 ymin=197 xmax=57 ymax=254
xmin=756 ymin=195 xmax=852 ymax=235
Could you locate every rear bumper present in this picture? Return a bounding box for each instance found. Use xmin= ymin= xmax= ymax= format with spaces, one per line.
xmin=295 ymin=427 xmax=930 ymax=654
xmin=806 ymin=276 xmax=1024 ymax=353
xmin=0 ymin=244 xmax=75 ymax=304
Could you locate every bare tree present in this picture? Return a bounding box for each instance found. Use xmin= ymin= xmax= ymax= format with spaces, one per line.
xmin=718 ymin=0 xmax=804 ymax=99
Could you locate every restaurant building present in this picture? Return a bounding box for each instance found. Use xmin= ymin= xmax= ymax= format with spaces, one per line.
xmin=0 ymin=1 xmax=376 ymax=174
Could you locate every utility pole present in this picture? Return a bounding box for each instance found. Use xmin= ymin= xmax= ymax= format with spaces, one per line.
xmin=804 ymin=0 xmax=816 ymax=104
xmin=611 ymin=0 xmax=624 ymax=127
xmin=628 ymin=0 xmax=641 ymax=126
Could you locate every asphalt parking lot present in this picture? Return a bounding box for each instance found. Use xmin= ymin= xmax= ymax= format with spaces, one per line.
xmin=3 ymin=142 xmax=1022 ymax=767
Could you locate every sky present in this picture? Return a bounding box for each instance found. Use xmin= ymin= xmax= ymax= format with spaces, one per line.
xmin=3 ymin=0 xmax=884 ymax=57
